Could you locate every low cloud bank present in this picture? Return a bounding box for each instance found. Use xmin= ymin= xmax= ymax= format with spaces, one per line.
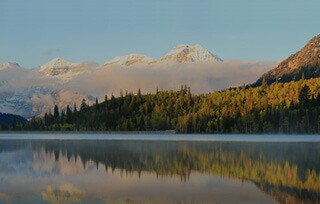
xmin=67 ymin=60 xmax=277 ymax=97
xmin=0 ymin=60 xmax=277 ymax=117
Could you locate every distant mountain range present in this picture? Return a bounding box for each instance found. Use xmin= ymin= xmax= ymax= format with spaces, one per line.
xmin=37 ymin=44 xmax=222 ymax=79
xmin=12 ymin=44 xmax=223 ymax=80
xmin=5 ymin=34 xmax=320 ymax=119
xmin=0 ymin=44 xmax=232 ymax=118
xmin=103 ymin=44 xmax=222 ymax=67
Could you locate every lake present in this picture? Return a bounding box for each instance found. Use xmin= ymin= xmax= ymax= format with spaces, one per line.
xmin=0 ymin=134 xmax=319 ymax=204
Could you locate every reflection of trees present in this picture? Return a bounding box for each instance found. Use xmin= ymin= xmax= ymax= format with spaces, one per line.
xmin=32 ymin=141 xmax=320 ymax=201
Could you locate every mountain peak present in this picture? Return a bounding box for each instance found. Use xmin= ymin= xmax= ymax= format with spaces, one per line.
xmin=160 ymin=44 xmax=223 ymax=63
xmin=40 ymin=58 xmax=77 ymax=72
xmin=39 ymin=58 xmax=84 ymax=79
xmin=103 ymin=54 xmax=157 ymax=67
xmin=0 ymin=62 xmax=21 ymax=70
xmin=172 ymin=44 xmax=189 ymax=49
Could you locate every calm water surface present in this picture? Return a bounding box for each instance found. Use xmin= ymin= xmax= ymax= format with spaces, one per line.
xmin=0 ymin=134 xmax=319 ymax=204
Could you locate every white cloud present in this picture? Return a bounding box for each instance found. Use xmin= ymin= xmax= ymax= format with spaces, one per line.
xmin=67 ymin=60 xmax=276 ymax=96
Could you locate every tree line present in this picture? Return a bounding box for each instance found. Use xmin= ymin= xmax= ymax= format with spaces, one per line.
xmin=9 ymin=77 xmax=320 ymax=133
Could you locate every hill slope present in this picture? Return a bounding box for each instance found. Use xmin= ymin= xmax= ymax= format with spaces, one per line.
xmin=254 ymin=34 xmax=320 ymax=86
xmin=0 ymin=112 xmax=27 ymax=129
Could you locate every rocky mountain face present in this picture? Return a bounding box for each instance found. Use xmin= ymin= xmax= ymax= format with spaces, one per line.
xmin=39 ymin=58 xmax=92 ymax=80
xmin=103 ymin=54 xmax=157 ymax=67
xmin=254 ymin=35 xmax=320 ymax=86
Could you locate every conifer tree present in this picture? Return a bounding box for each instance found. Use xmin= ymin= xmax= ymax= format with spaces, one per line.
xmin=53 ymin=105 xmax=59 ymax=122
xmin=66 ymin=105 xmax=72 ymax=124
xmin=80 ymin=99 xmax=87 ymax=110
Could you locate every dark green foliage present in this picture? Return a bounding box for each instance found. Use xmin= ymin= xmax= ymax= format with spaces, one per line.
xmin=53 ymin=105 xmax=59 ymax=123
xmin=0 ymin=112 xmax=27 ymax=130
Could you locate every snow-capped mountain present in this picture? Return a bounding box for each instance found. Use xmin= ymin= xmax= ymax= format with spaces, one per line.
xmin=0 ymin=43 xmax=274 ymax=119
xmin=160 ymin=44 xmax=222 ymax=63
xmin=39 ymin=58 xmax=85 ymax=80
xmin=0 ymin=62 xmax=21 ymax=71
xmin=102 ymin=44 xmax=222 ymax=68
xmin=103 ymin=54 xmax=157 ymax=67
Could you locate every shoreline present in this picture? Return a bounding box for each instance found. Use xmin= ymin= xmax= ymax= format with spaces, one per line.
xmin=0 ymin=130 xmax=176 ymax=134
xmin=0 ymin=132 xmax=320 ymax=142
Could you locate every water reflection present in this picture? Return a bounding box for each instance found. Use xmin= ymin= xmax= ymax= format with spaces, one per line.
xmin=41 ymin=184 xmax=85 ymax=204
xmin=0 ymin=139 xmax=319 ymax=203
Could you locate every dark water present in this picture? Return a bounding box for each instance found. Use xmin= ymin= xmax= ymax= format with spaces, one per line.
xmin=0 ymin=136 xmax=320 ymax=203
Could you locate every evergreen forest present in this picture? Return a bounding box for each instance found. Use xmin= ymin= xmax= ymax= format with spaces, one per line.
xmin=11 ymin=77 xmax=320 ymax=134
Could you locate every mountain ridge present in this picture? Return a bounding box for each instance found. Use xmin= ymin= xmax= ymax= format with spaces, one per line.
xmin=102 ymin=44 xmax=222 ymax=67
xmin=254 ymin=34 xmax=320 ymax=86
xmin=103 ymin=54 xmax=157 ymax=67
xmin=0 ymin=62 xmax=21 ymax=71
xmin=0 ymin=44 xmax=223 ymax=70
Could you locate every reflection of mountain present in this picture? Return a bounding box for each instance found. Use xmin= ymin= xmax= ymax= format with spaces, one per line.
xmin=31 ymin=140 xmax=320 ymax=203
xmin=41 ymin=183 xmax=85 ymax=204
xmin=32 ymin=148 xmax=96 ymax=175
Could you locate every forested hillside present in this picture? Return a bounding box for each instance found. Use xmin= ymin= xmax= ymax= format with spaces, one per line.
xmin=0 ymin=112 xmax=27 ymax=130
xmin=15 ymin=77 xmax=320 ymax=134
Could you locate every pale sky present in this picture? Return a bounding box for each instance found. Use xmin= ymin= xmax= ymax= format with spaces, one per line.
xmin=0 ymin=0 xmax=319 ymax=68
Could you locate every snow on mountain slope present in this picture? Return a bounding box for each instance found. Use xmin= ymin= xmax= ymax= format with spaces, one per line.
xmin=39 ymin=58 xmax=88 ymax=80
xmin=0 ymin=86 xmax=95 ymax=119
xmin=103 ymin=54 xmax=157 ymax=67
xmin=0 ymin=63 xmax=96 ymax=118
xmin=0 ymin=62 xmax=21 ymax=71
xmin=160 ymin=44 xmax=222 ymax=63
